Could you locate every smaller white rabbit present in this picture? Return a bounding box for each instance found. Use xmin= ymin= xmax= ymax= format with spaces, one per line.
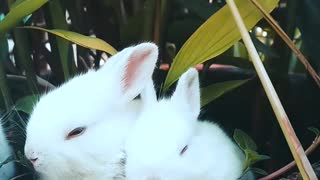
xmin=126 ymin=68 xmax=245 ymax=180
xmin=0 ymin=120 xmax=15 ymax=179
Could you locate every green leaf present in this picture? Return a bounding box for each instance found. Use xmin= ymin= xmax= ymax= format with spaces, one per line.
xmin=233 ymin=129 xmax=257 ymax=151
xmin=250 ymin=167 xmax=268 ymax=176
xmin=201 ymin=79 xmax=249 ymax=107
xmin=0 ymin=0 xmax=48 ymax=35
xmin=21 ymin=26 xmax=117 ymax=55
xmin=11 ymin=0 xmax=25 ymax=9
xmin=163 ymin=0 xmax=279 ymax=91
xmin=15 ymin=95 xmax=40 ymax=114
xmin=308 ymin=127 xmax=320 ymax=137
xmin=243 ymin=149 xmax=270 ymax=171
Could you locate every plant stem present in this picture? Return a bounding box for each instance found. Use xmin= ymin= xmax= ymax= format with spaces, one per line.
xmin=259 ymin=136 xmax=320 ymax=180
xmin=249 ymin=0 xmax=320 ymax=88
xmin=225 ymin=0 xmax=317 ymax=179
xmin=0 ymin=35 xmax=13 ymax=110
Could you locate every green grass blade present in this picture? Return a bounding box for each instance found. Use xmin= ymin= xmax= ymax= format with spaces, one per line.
xmin=0 ymin=0 xmax=48 ymax=35
xmin=22 ymin=26 xmax=117 ymax=55
xmin=163 ymin=0 xmax=279 ymax=91
xmin=44 ymin=0 xmax=74 ymax=80
xmin=13 ymin=28 xmax=38 ymax=94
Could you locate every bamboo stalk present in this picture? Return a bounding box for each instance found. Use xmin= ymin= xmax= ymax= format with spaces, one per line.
xmin=225 ymin=0 xmax=317 ymax=179
xmin=249 ymin=0 xmax=320 ymax=88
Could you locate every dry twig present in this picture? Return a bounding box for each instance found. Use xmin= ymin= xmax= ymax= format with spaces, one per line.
xmin=259 ymin=136 xmax=320 ymax=180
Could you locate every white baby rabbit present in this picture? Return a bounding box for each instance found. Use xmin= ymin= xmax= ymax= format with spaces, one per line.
xmin=24 ymin=42 xmax=159 ymax=180
xmin=0 ymin=120 xmax=15 ymax=179
xmin=126 ymin=68 xmax=245 ymax=180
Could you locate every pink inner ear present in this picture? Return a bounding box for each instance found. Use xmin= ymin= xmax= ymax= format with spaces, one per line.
xmin=123 ymin=49 xmax=153 ymax=91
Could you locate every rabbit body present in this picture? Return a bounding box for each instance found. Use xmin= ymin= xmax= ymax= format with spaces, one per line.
xmin=126 ymin=68 xmax=244 ymax=180
xmin=0 ymin=122 xmax=15 ymax=179
xmin=24 ymin=43 xmax=158 ymax=180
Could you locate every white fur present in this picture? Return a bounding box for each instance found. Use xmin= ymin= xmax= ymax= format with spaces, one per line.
xmin=24 ymin=42 xmax=158 ymax=180
xmin=0 ymin=121 xmax=15 ymax=179
xmin=126 ymin=68 xmax=244 ymax=180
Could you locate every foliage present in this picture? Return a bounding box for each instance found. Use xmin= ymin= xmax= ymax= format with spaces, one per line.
xmin=233 ymin=129 xmax=270 ymax=176
xmin=162 ymin=0 xmax=279 ymax=90
xmin=14 ymin=94 xmax=40 ymax=114
xmin=0 ymin=0 xmax=277 ymax=113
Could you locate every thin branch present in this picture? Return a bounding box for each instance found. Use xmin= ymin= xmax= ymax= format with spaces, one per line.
xmin=259 ymin=136 xmax=320 ymax=180
xmin=249 ymin=0 xmax=320 ymax=88
xmin=225 ymin=0 xmax=317 ymax=179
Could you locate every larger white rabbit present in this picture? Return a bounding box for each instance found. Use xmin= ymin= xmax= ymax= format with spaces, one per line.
xmin=0 ymin=121 xmax=15 ymax=179
xmin=24 ymin=43 xmax=158 ymax=180
xmin=126 ymin=68 xmax=246 ymax=180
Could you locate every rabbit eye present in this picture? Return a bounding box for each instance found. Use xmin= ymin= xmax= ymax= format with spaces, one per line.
xmin=180 ymin=145 xmax=188 ymax=155
xmin=66 ymin=127 xmax=86 ymax=140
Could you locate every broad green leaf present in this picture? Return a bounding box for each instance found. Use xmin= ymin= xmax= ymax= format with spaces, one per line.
xmin=308 ymin=127 xmax=320 ymax=137
xmin=201 ymin=79 xmax=249 ymax=107
xmin=233 ymin=129 xmax=257 ymax=151
xmin=0 ymin=0 xmax=48 ymax=35
xmin=243 ymin=149 xmax=270 ymax=171
xmin=15 ymin=95 xmax=40 ymax=114
xmin=11 ymin=0 xmax=25 ymax=9
xmin=21 ymin=26 xmax=117 ymax=55
xmin=163 ymin=0 xmax=279 ymax=91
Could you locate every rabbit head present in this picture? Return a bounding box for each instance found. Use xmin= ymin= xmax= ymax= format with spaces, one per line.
xmin=126 ymin=68 xmax=200 ymax=180
xmin=24 ymin=42 xmax=158 ymax=180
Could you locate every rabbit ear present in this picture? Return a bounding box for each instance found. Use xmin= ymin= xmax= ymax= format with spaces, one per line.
xmin=171 ymin=68 xmax=200 ymax=119
xmin=113 ymin=42 xmax=158 ymax=103
xmin=140 ymin=79 xmax=157 ymax=106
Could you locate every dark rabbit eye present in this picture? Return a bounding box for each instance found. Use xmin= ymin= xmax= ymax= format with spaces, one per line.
xmin=180 ymin=145 xmax=188 ymax=155
xmin=66 ymin=127 xmax=86 ymax=140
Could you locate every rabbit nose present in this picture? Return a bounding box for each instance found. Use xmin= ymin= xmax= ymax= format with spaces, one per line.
xmin=29 ymin=157 xmax=38 ymax=165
